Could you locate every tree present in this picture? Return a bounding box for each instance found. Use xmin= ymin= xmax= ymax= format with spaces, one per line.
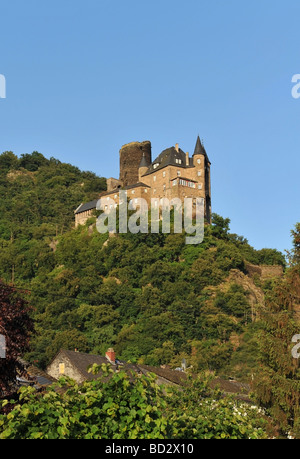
xmin=0 ymin=283 xmax=34 ymax=397
xmin=252 ymin=224 xmax=300 ymax=438
xmin=211 ymin=214 xmax=231 ymax=240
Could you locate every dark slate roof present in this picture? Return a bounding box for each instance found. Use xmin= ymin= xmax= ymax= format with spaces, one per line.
xmin=137 ymin=364 xmax=187 ymax=386
xmin=58 ymin=349 xmax=109 ymax=380
xmin=74 ymin=199 xmax=98 ymax=215
xmin=143 ymin=146 xmax=193 ymax=176
xmin=45 ymin=350 xmax=251 ymax=401
xmin=48 ymin=350 xmax=187 ymax=386
xmin=139 ymin=153 xmax=150 ymax=168
xmin=193 ymin=135 xmax=211 ymax=164
xmin=17 ymin=358 xmax=57 ymax=389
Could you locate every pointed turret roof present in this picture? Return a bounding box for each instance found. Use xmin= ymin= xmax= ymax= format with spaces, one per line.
xmin=139 ymin=152 xmax=149 ymax=168
xmin=193 ymin=135 xmax=205 ymax=156
xmin=193 ymin=135 xmax=211 ymax=163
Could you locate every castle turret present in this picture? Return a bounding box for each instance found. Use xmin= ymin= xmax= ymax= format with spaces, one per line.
xmin=193 ymin=135 xmax=211 ymax=223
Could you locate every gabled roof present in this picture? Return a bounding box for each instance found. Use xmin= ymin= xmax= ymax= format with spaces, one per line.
xmin=56 ymin=349 xmax=109 ymax=380
xmin=74 ymin=199 xmax=98 ymax=215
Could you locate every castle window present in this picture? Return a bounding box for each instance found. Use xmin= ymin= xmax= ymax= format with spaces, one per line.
xmin=163 ymin=184 xmax=166 ymax=191
xmin=172 ymin=179 xmax=177 ymax=186
xmin=153 ymin=176 xmax=156 ymax=182
xmin=163 ymin=171 xmax=166 ymax=177
xmin=198 ymin=184 xmax=202 ymax=190
xmin=144 ymin=189 xmax=148 ymax=193
xmin=198 ymin=171 xmax=202 ymax=176
xmin=177 ymin=171 xmax=181 ymax=176
xmin=197 ymin=159 xmax=201 ymax=165
xmin=179 ymin=179 xmax=196 ymax=188
xmin=132 ymin=190 xmax=135 ymax=194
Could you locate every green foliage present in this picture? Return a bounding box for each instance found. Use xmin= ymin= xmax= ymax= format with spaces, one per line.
xmin=252 ymin=224 xmax=300 ymax=438
xmin=0 ymin=149 xmax=294 ymax=438
xmin=0 ymin=367 xmax=268 ymax=439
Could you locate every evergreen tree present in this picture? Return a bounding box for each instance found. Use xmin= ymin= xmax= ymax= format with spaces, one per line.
xmin=252 ymin=224 xmax=300 ymax=438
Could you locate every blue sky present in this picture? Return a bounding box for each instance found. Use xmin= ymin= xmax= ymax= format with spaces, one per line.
xmin=0 ymin=0 xmax=300 ymax=255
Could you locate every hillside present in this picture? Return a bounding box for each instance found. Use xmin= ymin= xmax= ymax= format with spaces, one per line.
xmin=0 ymin=151 xmax=285 ymax=373
xmin=1 ymin=150 xmax=300 ymax=437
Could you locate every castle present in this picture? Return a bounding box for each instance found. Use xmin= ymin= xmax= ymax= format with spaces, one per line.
xmin=74 ymin=136 xmax=212 ymax=227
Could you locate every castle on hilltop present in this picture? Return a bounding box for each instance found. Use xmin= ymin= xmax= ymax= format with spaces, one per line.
xmin=74 ymin=136 xmax=212 ymax=227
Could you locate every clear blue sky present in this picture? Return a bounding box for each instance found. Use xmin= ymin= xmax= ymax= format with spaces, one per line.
xmin=0 ymin=0 xmax=299 ymax=255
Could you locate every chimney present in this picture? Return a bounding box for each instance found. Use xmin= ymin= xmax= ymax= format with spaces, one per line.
xmin=105 ymin=348 xmax=116 ymax=364
xmin=186 ymin=152 xmax=189 ymax=166
xmin=175 ymin=143 xmax=179 ymax=152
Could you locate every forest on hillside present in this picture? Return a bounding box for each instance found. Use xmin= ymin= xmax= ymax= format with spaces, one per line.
xmin=0 ymin=151 xmax=299 ymax=438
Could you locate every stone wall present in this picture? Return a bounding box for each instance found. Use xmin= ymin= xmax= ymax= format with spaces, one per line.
xmin=107 ymin=177 xmax=122 ymax=192
xmin=75 ymin=209 xmax=95 ymax=228
xmin=119 ymin=141 xmax=152 ymax=187
xmin=245 ymin=262 xmax=283 ymax=280
xmin=46 ymin=352 xmax=85 ymax=384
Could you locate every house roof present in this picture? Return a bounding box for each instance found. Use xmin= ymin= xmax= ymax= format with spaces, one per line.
xmin=137 ymin=364 xmax=187 ymax=386
xmin=45 ymin=350 xmax=251 ymax=402
xmin=74 ymin=199 xmax=98 ymax=215
xmin=17 ymin=358 xmax=57 ymax=389
xmin=47 ymin=349 xmax=187 ymax=385
xmin=55 ymin=349 xmax=110 ymax=380
xmin=142 ymin=146 xmax=193 ymax=176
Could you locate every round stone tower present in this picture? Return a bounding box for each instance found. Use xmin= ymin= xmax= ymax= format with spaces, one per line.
xmin=119 ymin=141 xmax=152 ymax=187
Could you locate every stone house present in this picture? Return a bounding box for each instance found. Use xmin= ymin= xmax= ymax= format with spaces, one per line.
xmin=45 ymin=348 xmax=251 ymax=401
xmin=46 ymin=348 xmax=187 ymax=387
